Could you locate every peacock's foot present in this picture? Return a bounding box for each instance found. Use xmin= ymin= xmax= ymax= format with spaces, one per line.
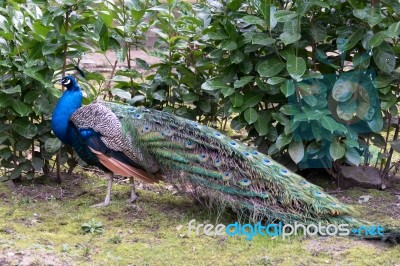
xmin=126 ymin=191 xmax=138 ymax=204
xmin=126 ymin=196 xmax=138 ymax=204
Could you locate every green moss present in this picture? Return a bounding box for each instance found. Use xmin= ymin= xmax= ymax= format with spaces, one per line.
xmin=0 ymin=174 xmax=399 ymax=265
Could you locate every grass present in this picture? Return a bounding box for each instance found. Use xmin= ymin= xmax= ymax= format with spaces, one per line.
xmin=0 ymin=172 xmax=399 ymax=265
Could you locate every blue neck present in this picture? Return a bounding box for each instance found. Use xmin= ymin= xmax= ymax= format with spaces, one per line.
xmin=52 ymin=89 xmax=82 ymax=145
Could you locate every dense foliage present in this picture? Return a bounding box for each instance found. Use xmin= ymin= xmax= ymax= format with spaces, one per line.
xmin=0 ymin=0 xmax=400 ymax=182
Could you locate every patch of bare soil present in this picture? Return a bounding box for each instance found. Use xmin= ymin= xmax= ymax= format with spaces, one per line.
xmin=0 ymin=247 xmax=72 ymax=266
xmin=9 ymin=173 xmax=86 ymax=201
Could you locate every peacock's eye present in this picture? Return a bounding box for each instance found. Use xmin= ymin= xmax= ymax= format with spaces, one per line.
xmin=263 ymin=158 xmax=273 ymax=165
xmin=280 ymin=169 xmax=288 ymax=175
xmin=222 ymin=172 xmax=232 ymax=180
xmin=239 ymin=178 xmax=251 ymax=186
xmin=214 ymin=132 xmax=223 ymax=138
xmin=185 ymin=140 xmax=195 ymax=149
xmin=300 ymin=180 xmax=311 ymax=188
xmin=314 ymin=191 xmax=327 ymax=198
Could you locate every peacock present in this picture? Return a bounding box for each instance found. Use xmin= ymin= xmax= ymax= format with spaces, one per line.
xmin=52 ymin=75 xmax=399 ymax=242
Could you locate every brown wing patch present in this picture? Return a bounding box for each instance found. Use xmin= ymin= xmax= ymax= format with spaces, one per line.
xmin=89 ymin=148 xmax=155 ymax=183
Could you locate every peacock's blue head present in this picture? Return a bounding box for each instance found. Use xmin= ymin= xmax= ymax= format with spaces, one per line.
xmin=58 ymin=75 xmax=80 ymax=91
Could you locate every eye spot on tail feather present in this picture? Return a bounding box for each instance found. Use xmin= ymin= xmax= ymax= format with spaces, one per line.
xmin=214 ymin=159 xmax=222 ymax=167
xmin=214 ymin=132 xmax=223 ymax=138
xmin=239 ymin=178 xmax=251 ymax=186
xmin=185 ymin=140 xmax=195 ymax=149
xmin=263 ymin=158 xmax=273 ymax=165
xmin=222 ymin=172 xmax=232 ymax=181
xmin=198 ymin=154 xmax=209 ymax=162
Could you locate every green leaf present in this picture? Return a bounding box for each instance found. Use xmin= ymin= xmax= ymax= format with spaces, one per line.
xmin=0 ymin=94 xmax=12 ymax=107
xmin=386 ymin=22 xmax=400 ymax=38
xmin=330 ymin=140 xmax=345 ymax=160
xmin=242 ymin=15 xmax=265 ymax=26
xmin=337 ymin=28 xmax=364 ymax=52
xmin=321 ymin=116 xmax=338 ymax=133
xmin=302 ymin=95 xmax=318 ymax=106
xmin=307 ymin=142 xmax=320 ymax=154
xmin=32 ymin=157 xmax=44 ymax=171
xmin=373 ymin=75 xmax=396 ymax=88
xmin=220 ymin=40 xmax=237 ymax=51
xmin=244 ymin=108 xmax=258 ymax=124
xmin=345 ymin=147 xmax=361 ymax=166
xmin=2 ymin=85 xmax=21 ymax=94
xmin=234 ymin=76 xmax=254 ymax=88
xmin=99 ymin=31 xmax=109 ymax=52
xmin=280 ymin=104 xmax=299 ymax=115
xmin=251 ymin=33 xmax=275 ymax=46
xmin=273 ymin=10 xmax=297 ymax=22
xmin=267 ymin=77 xmax=286 ymax=85
xmin=10 ymin=168 xmax=22 ymax=180
xmin=257 ymin=59 xmax=285 ymax=77
xmin=276 ymin=133 xmax=292 ymax=150
xmin=32 ymin=20 xmax=50 ymax=37
xmin=353 ymin=53 xmax=370 ymax=69
xmin=24 ymin=68 xmax=46 ymax=83
xmin=367 ymin=112 xmax=383 ymax=132
xmin=337 ymin=101 xmax=357 ymax=121
xmin=280 ymin=80 xmax=295 ymax=97
xmin=198 ymin=101 xmax=211 ymax=113
xmin=45 ymin=138 xmax=62 ymax=153
xmin=286 ymin=55 xmax=306 ymax=80
xmin=182 ymin=93 xmax=199 ymax=103
xmin=230 ymin=93 xmax=243 ymax=107
xmin=221 ymin=87 xmax=235 ymax=97
xmin=201 ymin=80 xmax=230 ymax=91
xmin=230 ymin=50 xmax=244 ymax=64
xmin=367 ymin=6 xmax=382 ymax=27
xmin=111 ymin=89 xmax=131 ymax=100
xmin=310 ymin=23 xmax=327 ymax=42
xmin=207 ymin=32 xmax=229 ymax=40
xmin=12 ymin=119 xmax=37 ymax=139
xmin=368 ymin=31 xmax=386 ymax=48
xmin=243 ymin=92 xmax=263 ymax=108
xmin=373 ymin=42 xmax=396 ymax=73
xmin=230 ymin=116 xmax=247 ymax=130
xmin=12 ymin=101 xmax=31 ymax=116
xmin=279 ymin=32 xmax=301 ymax=45
xmin=99 ymin=10 xmax=113 ymax=28
xmin=332 ymin=77 xmax=357 ymax=102
xmin=254 ymin=112 xmax=270 ymax=136
xmin=288 ymin=141 xmax=304 ymax=164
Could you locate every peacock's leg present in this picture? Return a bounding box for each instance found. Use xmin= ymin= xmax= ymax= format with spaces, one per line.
xmin=92 ymin=172 xmax=113 ymax=207
xmin=127 ymin=176 xmax=138 ymax=204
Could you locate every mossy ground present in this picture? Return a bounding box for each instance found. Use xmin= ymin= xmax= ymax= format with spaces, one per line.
xmin=0 ymin=171 xmax=399 ymax=266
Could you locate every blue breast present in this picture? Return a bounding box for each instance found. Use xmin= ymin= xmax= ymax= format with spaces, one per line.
xmin=52 ymin=88 xmax=105 ymax=170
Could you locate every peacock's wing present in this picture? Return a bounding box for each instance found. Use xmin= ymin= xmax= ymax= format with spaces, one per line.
xmin=69 ymin=102 xmax=157 ymax=182
xmin=105 ymin=102 xmax=355 ymax=224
